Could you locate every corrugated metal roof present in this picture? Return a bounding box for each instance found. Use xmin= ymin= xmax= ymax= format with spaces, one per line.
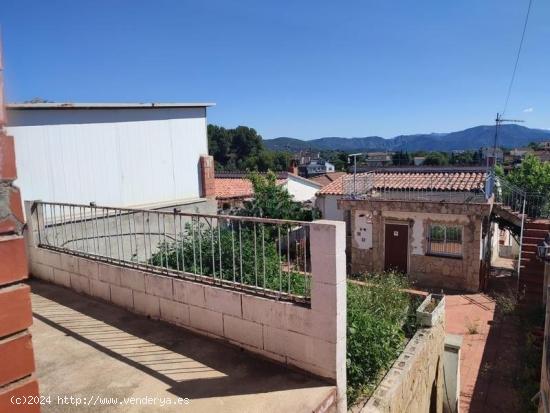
xmin=7 ymin=102 xmax=215 ymax=109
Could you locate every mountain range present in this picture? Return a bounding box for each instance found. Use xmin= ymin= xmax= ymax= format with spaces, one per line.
xmin=264 ymin=124 xmax=550 ymax=153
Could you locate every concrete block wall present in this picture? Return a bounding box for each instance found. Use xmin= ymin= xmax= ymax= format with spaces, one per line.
xmin=360 ymin=316 xmax=446 ymax=413
xmin=0 ymin=127 xmax=40 ymax=411
xmin=27 ymin=216 xmax=347 ymax=412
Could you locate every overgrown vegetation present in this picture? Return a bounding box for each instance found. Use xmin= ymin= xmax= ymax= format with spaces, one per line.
xmin=149 ymin=222 xmax=309 ymax=296
xmin=346 ymin=272 xmax=420 ymax=405
xmin=239 ymin=171 xmax=320 ymax=221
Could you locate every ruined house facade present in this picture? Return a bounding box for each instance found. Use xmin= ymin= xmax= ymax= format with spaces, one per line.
xmin=316 ymin=169 xmax=493 ymax=292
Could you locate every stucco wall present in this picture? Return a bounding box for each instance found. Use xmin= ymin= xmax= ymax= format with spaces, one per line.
xmin=340 ymin=199 xmax=491 ymax=292
xmin=284 ymin=176 xmax=321 ymax=202
xmin=26 ymin=218 xmax=348 ymax=412
xmin=317 ymin=195 xmax=345 ymax=221
xmin=7 ymin=107 xmax=208 ymax=207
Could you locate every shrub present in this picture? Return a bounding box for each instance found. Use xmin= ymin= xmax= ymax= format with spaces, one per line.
xmin=149 ymin=222 xmax=308 ymax=296
xmin=346 ymin=272 xmax=417 ymax=404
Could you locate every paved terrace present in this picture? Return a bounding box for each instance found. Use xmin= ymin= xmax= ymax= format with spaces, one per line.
xmin=29 ymin=280 xmax=335 ymax=413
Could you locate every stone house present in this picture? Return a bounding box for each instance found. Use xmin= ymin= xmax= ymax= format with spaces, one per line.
xmin=315 ymin=169 xmax=493 ymax=292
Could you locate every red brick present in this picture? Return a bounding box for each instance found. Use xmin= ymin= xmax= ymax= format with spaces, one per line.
xmin=0 ymin=236 xmax=28 ymax=285
xmin=0 ymin=377 xmax=40 ymax=413
xmin=9 ymin=186 xmax=24 ymax=224
xmin=0 ymin=216 xmax=18 ymax=234
xmin=0 ymin=333 xmax=36 ymax=387
xmin=0 ymin=284 xmax=33 ymax=337
xmin=0 ymin=133 xmax=17 ymax=180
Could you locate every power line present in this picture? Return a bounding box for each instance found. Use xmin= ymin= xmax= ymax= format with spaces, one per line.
xmin=502 ymin=0 xmax=534 ymax=116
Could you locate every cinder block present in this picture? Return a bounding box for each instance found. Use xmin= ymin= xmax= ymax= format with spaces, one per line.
xmin=189 ymin=305 xmax=223 ymax=336
xmin=263 ymin=325 xmax=336 ymax=372
xmin=60 ymin=253 xmax=78 ymax=273
xmin=0 ymin=333 xmax=36 ymax=387
xmin=110 ymin=285 xmax=134 ymax=310
xmin=145 ymin=274 xmax=173 ymax=299
xmin=90 ymin=279 xmax=111 ymax=301
xmin=78 ymin=257 xmax=99 ymax=280
xmin=310 ymin=221 xmax=346 ymax=258
xmin=0 ymin=284 xmax=32 ymax=337
xmin=0 ymin=236 xmax=28 ymax=285
xmin=204 ymin=286 xmax=242 ymax=317
xmin=241 ymin=294 xmax=286 ymax=328
xmin=287 ymin=356 xmax=334 ymax=381
xmin=34 ymin=248 xmax=61 ymax=269
xmin=53 ymin=269 xmax=71 ymax=288
xmin=70 ymin=273 xmax=90 ymax=295
xmin=173 ymin=278 xmax=205 ymax=307
xmin=310 ymin=251 xmax=346 ymax=285
xmin=121 ymin=268 xmax=146 ymax=292
xmin=0 ymin=377 xmax=41 ymax=413
xmin=159 ymin=298 xmax=190 ymax=326
xmin=30 ymin=262 xmax=54 ymax=282
xmin=223 ymin=315 xmax=263 ymax=349
xmin=311 ymin=280 xmax=346 ymax=316
xmin=98 ymin=262 xmax=121 ymax=285
xmin=133 ymin=291 xmax=160 ymax=318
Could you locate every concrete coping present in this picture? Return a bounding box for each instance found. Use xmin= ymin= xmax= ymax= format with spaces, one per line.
xmin=444 ymin=333 xmax=463 ymax=351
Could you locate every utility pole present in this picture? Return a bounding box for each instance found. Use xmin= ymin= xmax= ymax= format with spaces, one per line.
xmin=488 ymin=112 xmax=524 ymax=168
xmin=348 ymin=153 xmax=363 ymax=197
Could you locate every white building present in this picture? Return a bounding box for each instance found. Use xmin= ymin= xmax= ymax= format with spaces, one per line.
xmin=304 ymin=159 xmax=335 ymax=175
xmin=7 ymin=102 xmax=215 ymax=212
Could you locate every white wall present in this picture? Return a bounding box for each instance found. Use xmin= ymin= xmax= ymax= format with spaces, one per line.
xmin=284 ymin=176 xmax=321 ymax=202
xmin=316 ymin=195 xmax=345 ymax=221
xmin=7 ymin=107 xmax=208 ymax=207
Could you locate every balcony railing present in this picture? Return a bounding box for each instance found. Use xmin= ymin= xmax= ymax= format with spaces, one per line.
xmin=31 ymin=201 xmax=312 ymax=304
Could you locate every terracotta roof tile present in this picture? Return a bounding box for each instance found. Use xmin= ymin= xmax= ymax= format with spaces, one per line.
xmin=215 ymin=177 xmax=287 ymax=200
xmin=318 ymin=171 xmax=486 ymax=195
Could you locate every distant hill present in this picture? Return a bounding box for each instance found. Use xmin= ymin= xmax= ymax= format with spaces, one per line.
xmin=264 ymin=125 xmax=550 ymax=152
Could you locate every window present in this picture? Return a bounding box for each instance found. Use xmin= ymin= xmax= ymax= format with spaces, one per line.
xmin=428 ymin=224 xmax=462 ymax=257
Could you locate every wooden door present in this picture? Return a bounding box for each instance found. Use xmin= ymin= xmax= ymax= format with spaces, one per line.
xmin=384 ymin=223 xmax=408 ymax=273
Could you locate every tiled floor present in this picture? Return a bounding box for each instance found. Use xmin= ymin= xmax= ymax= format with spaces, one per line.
xmin=445 ymin=293 xmax=521 ymax=413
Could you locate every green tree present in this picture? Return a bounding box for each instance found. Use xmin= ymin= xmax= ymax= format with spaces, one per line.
xmin=392 ymin=151 xmax=412 ymax=166
xmin=423 ymin=152 xmax=449 ymax=166
xmin=240 ymin=171 xmax=319 ymax=221
xmin=506 ymin=154 xmax=550 ymax=194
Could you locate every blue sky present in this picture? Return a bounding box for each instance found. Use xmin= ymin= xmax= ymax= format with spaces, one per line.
xmin=1 ymin=0 xmax=549 ymax=139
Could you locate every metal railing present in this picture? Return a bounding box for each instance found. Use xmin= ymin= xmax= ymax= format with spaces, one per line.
xmin=32 ymin=201 xmax=312 ymax=304
xmin=342 ymin=172 xmax=486 ymax=203
xmin=490 ymin=172 xmax=549 ymax=219
xmin=490 ymin=173 xmax=526 ymax=215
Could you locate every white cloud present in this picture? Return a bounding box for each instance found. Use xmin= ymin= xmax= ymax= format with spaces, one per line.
xmin=523 ymin=107 xmax=534 ymax=113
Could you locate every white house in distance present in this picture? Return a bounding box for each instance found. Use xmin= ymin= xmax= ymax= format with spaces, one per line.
xmin=6 ymin=102 xmax=216 ymax=213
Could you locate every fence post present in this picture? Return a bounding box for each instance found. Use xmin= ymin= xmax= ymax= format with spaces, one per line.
xmin=310 ymin=220 xmax=347 ymax=412
xmin=24 ymin=200 xmax=43 ymax=249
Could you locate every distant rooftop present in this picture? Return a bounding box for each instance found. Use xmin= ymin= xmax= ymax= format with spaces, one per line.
xmin=7 ymin=102 xmax=215 ymax=109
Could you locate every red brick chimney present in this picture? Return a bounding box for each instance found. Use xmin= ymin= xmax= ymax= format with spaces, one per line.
xmin=199 ymin=155 xmax=215 ymax=198
xmin=0 ymin=38 xmax=41 ymax=411
xmin=288 ymin=159 xmax=299 ymax=175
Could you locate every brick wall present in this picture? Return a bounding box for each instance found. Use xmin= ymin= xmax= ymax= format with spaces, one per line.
xmin=0 ymin=129 xmax=40 ymax=411
xmin=27 ymin=215 xmax=348 ymax=412
xmin=199 ymin=154 xmax=215 ymax=198
xmin=340 ymin=199 xmax=491 ymax=292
